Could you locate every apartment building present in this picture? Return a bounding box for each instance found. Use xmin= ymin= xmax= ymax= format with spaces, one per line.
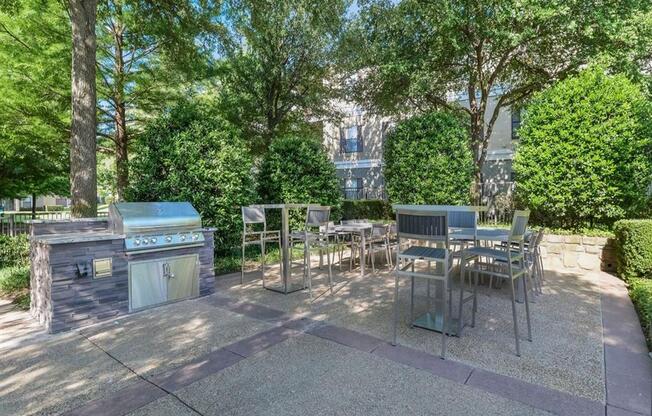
xmin=323 ymin=92 xmax=520 ymax=200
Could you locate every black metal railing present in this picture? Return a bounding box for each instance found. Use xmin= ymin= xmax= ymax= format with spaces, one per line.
xmin=341 ymin=187 xmax=386 ymax=200
xmin=0 ymin=211 xmax=108 ymax=236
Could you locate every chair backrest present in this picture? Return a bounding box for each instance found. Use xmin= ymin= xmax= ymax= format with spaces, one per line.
xmin=242 ymin=206 xmax=266 ymax=225
xmin=448 ymin=211 xmax=477 ymax=229
xmin=306 ymin=206 xmax=330 ymax=228
xmin=509 ymin=210 xmax=530 ymax=242
xmin=395 ymin=209 xmax=448 ymax=244
xmin=371 ymin=223 xmax=388 ymax=238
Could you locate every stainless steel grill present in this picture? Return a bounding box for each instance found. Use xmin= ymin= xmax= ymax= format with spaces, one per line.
xmin=109 ymin=202 xmax=206 ymax=252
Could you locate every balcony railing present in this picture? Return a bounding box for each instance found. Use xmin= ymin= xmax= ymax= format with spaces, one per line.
xmin=0 ymin=211 xmax=108 ymax=236
xmin=341 ymin=187 xmax=386 ymax=200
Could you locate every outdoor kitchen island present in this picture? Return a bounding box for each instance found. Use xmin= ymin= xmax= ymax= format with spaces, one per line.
xmin=29 ymin=202 xmax=216 ymax=333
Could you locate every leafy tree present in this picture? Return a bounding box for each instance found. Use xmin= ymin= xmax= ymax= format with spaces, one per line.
xmin=215 ymin=0 xmax=349 ymax=153
xmin=0 ymin=0 xmax=70 ymax=209
xmin=126 ymin=100 xmax=256 ymax=251
xmin=384 ymin=111 xmax=473 ymax=205
xmin=513 ymin=68 xmax=652 ymax=228
xmin=96 ymin=0 xmax=221 ymax=201
xmin=348 ymin=0 xmax=648 ymax=188
xmin=258 ymin=134 xmax=342 ymax=226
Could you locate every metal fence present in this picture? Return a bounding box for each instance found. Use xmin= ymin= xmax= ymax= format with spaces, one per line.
xmin=341 ymin=187 xmax=386 ymax=201
xmin=0 ymin=211 xmax=108 ymax=236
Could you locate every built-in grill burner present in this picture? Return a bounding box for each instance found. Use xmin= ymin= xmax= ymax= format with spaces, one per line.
xmin=109 ymin=202 xmax=206 ymax=253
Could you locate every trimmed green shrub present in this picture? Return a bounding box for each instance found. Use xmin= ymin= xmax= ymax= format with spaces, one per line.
xmin=258 ymin=135 xmax=342 ymax=228
xmin=0 ymin=265 xmax=30 ymax=295
xmin=514 ymin=68 xmax=652 ymax=228
xmin=628 ymin=278 xmax=652 ymax=348
xmin=0 ymin=234 xmax=29 ymax=269
xmin=614 ymin=219 xmax=652 ymax=281
xmin=384 ymin=111 xmax=473 ymax=205
xmin=342 ymin=200 xmax=393 ymax=221
xmin=127 ymin=101 xmax=256 ymax=252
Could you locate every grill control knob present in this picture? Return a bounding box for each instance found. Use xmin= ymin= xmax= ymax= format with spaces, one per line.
xmin=180 ymin=235 xmax=186 ymax=241
xmin=134 ymin=239 xmax=141 ymax=246
xmin=150 ymin=238 xmax=157 ymax=244
xmin=165 ymin=236 xmax=172 ymax=243
xmin=192 ymin=233 xmax=199 ymax=240
xmin=142 ymin=239 xmax=149 ymax=245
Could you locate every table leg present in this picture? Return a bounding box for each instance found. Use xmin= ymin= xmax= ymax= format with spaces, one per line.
xmin=360 ymin=231 xmax=366 ymax=277
xmin=282 ymin=206 xmax=290 ymax=294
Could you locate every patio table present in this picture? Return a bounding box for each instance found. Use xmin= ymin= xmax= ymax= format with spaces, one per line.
xmin=333 ymin=223 xmax=373 ymax=277
xmin=250 ymin=203 xmax=322 ymax=294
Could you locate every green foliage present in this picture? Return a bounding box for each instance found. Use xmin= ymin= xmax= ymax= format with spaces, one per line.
xmin=514 ymin=68 xmax=652 ymax=228
xmin=342 ymin=200 xmax=393 ymax=221
xmin=126 ymin=100 xmax=256 ymax=252
xmin=614 ymin=219 xmax=652 ymax=281
xmin=0 ymin=265 xmax=30 ymax=296
xmin=258 ymin=135 xmax=342 ymax=228
xmin=0 ymin=0 xmax=70 ymax=199
xmin=216 ymin=0 xmax=348 ymax=152
xmin=347 ymin=0 xmax=647 ymax=177
xmin=384 ymin=111 xmax=473 ymax=205
xmin=0 ymin=234 xmax=30 ymax=269
xmin=628 ymin=278 xmax=652 ymax=348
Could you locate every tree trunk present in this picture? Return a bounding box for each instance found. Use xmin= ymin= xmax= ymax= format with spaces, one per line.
xmin=469 ymin=110 xmax=485 ymax=204
xmin=112 ymin=12 xmax=129 ymax=202
xmin=31 ymin=193 xmax=36 ymax=219
xmin=69 ymin=0 xmax=98 ymax=217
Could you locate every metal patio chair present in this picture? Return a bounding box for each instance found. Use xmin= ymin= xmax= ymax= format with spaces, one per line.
xmin=392 ymin=209 xmax=461 ymax=359
xmin=290 ymin=206 xmax=335 ymax=301
xmin=460 ymin=210 xmax=532 ymax=356
xmin=367 ymin=223 xmax=392 ymax=273
xmin=241 ymin=206 xmax=282 ymax=286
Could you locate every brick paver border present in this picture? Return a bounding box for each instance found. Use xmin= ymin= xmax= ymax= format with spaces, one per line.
xmin=64 ymin=273 xmax=652 ymax=416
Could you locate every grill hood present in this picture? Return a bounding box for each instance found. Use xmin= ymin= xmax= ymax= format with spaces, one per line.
xmin=109 ymin=202 xmax=202 ymax=235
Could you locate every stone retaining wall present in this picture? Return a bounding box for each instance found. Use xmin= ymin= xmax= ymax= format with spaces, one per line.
xmin=539 ymin=234 xmax=616 ymax=272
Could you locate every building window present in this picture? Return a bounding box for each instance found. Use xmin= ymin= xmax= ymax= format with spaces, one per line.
xmin=511 ymin=107 xmax=521 ymax=140
xmin=342 ymin=177 xmax=364 ymax=200
xmin=340 ymin=125 xmax=363 ymax=153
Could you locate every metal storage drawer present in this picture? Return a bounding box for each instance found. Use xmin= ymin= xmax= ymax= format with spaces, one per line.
xmin=128 ymin=254 xmax=199 ymax=312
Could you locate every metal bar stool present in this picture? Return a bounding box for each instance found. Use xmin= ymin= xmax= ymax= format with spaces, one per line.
xmin=460 ymin=210 xmax=532 ymax=356
xmin=391 ymin=208 xmax=457 ymax=359
xmin=290 ymin=206 xmax=335 ymax=301
xmin=241 ymin=206 xmax=282 ymax=286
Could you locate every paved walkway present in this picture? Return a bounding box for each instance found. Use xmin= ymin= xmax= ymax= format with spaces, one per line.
xmin=0 ymin=264 xmax=650 ymax=416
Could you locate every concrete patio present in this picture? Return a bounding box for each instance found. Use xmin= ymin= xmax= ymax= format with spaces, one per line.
xmin=1 ymin=256 xmax=650 ymax=416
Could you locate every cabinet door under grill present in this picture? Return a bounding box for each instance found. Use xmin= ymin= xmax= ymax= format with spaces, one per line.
xmin=165 ymin=254 xmax=199 ymax=302
xmin=129 ymin=260 xmax=167 ymax=311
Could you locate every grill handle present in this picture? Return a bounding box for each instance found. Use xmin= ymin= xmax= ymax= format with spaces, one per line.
xmin=162 ymin=263 xmax=175 ymax=279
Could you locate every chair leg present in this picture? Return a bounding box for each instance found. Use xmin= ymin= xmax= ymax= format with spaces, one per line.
xmin=327 ymin=246 xmax=333 ymax=294
xmin=370 ymin=243 xmax=376 ymax=274
xmin=392 ymin=266 xmax=400 ymax=346
xmin=410 ymin=274 xmax=415 ymax=324
xmin=522 ymin=274 xmax=532 ymax=342
xmin=509 ymin=276 xmax=521 ymax=356
xmin=458 ymin=258 xmax=466 ymax=336
xmin=441 ymin=270 xmax=449 ymax=359
xmin=471 ymin=266 xmax=479 ymax=328
xmin=261 ymin=240 xmax=266 ymax=286
xmin=306 ymin=244 xmax=312 ymax=301
xmin=241 ymin=242 xmax=246 ymax=285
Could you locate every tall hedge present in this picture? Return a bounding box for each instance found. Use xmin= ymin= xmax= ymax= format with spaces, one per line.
xmin=513 ymin=68 xmax=652 ymax=228
xmin=614 ymin=219 xmax=652 ymax=281
xmin=258 ymin=135 xmax=342 ymax=227
xmin=126 ymin=101 xmax=256 ymax=252
xmin=384 ymin=111 xmax=473 ymax=205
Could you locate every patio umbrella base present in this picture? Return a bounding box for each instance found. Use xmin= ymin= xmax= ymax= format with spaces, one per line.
xmin=412 ymin=311 xmax=459 ymax=337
